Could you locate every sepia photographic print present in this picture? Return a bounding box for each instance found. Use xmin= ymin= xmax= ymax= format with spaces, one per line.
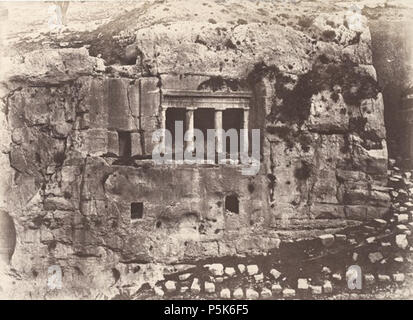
xmin=0 ymin=0 xmax=413 ymax=305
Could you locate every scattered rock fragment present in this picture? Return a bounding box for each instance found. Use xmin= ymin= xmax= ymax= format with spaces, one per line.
xmin=297 ymin=278 xmax=309 ymax=291
xmin=271 ymin=284 xmax=282 ymax=295
xmin=247 ymin=265 xmax=259 ymax=275
xmin=270 ymin=268 xmax=281 ymax=280
xmin=319 ymin=234 xmax=335 ymax=247
xmin=261 ymin=288 xmax=272 ymax=299
xmin=154 ymin=286 xmax=164 ymax=297
xmin=215 ymin=277 xmax=224 ymax=283
xmin=233 ymin=288 xmax=244 ymax=299
xmin=394 ymin=256 xmax=404 ymax=263
xmin=335 ymin=234 xmax=347 ymax=242
xmin=224 ymin=267 xmax=236 ymax=277
xmin=322 ymin=266 xmax=331 ymax=274
xmin=364 ymin=274 xmax=375 ymax=285
xmin=352 ymin=252 xmax=358 ymax=261
xmin=373 ymin=219 xmax=387 ymax=227
xmin=393 ymin=273 xmax=405 ymax=283
xmin=332 ymin=273 xmax=342 ymax=281
xmin=204 ymin=281 xmax=215 ymax=294
xmin=165 ymin=280 xmax=176 ymax=293
xmin=191 ymin=278 xmax=201 ymax=294
xmin=311 ymin=286 xmax=322 ymax=295
xmin=254 ymin=273 xmax=264 ymax=282
xmin=368 ymin=252 xmax=384 ymax=263
xmin=397 ymin=214 xmax=409 ymax=223
xmin=206 ymin=263 xmax=224 ymax=276
xmin=323 ymin=280 xmax=333 ymax=294
xmin=220 ymin=288 xmax=231 ymax=299
xmin=378 ymin=275 xmax=391 ymax=283
xmin=237 ymin=264 xmax=245 ymax=274
xmin=178 ymin=273 xmax=191 ymax=281
xmin=282 ymin=288 xmax=295 ymax=298
xmin=396 ymin=234 xmax=409 ymax=249
xmin=246 ymin=288 xmax=259 ymax=300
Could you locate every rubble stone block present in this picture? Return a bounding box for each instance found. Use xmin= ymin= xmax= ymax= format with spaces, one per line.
xmin=271 ymin=284 xmax=282 ymax=295
xmin=224 ymin=267 xmax=236 ymax=277
xmin=282 ymin=288 xmax=295 ymax=298
xmin=206 ymin=263 xmax=224 ymax=276
xmin=190 ymin=278 xmax=201 ymax=294
xmin=311 ymin=286 xmax=322 ymax=295
xmin=220 ymin=288 xmax=231 ymax=299
xmin=261 ymin=288 xmax=272 ymax=299
xmin=204 ymin=281 xmax=215 ymax=294
xmin=396 ymin=234 xmax=408 ymax=249
xmin=154 ymin=286 xmax=164 ymax=296
xmin=368 ymin=252 xmax=384 ymax=264
xmin=164 ymin=280 xmax=176 ymax=293
xmin=323 ymin=280 xmax=333 ymax=294
xmin=319 ymin=234 xmax=335 ymax=247
xmin=233 ymin=288 xmax=244 ymax=299
xmin=246 ymin=288 xmax=259 ymax=300
xmin=237 ymin=264 xmax=246 ymax=274
xmin=364 ymin=274 xmax=375 ymax=285
xmin=297 ymin=278 xmax=309 ymax=291
xmin=378 ymin=275 xmax=391 ymax=282
xmin=393 ymin=273 xmax=405 ymax=283
xmin=270 ymin=268 xmax=281 ymax=280
xmin=247 ymin=265 xmax=259 ymax=275
xmin=254 ymin=273 xmax=264 ymax=282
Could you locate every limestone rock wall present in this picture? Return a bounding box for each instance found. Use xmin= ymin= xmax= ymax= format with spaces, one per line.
xmin=0 ymin=0 xmax=391 ymax=298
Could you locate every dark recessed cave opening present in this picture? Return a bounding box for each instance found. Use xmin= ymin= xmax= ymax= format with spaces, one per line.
xmin=225 ymin=195 xmax=239 ymax=214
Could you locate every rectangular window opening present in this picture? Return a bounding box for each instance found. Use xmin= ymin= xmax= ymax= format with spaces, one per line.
xmin=131 ymin=202 xmax=144 ymax=220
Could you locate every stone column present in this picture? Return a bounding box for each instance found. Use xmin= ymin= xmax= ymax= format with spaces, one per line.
xmin=242 ymin=109 xmax=249 ymax=156
xmin=214 ymin=110 xmax=223 ymax=157
xmin=185 ymin=108 xmax=195 ymax=153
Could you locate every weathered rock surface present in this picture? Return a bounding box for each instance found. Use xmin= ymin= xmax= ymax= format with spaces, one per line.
xmin=0 ymin=0 xmax=398 ymax=299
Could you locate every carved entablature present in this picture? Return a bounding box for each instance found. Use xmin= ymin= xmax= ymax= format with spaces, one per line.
xmin=162 ymin=90 xmax=252 ymax=110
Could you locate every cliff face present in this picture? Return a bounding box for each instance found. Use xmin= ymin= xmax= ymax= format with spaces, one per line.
xmin=0 ymin=0 xmax=390 ymax=298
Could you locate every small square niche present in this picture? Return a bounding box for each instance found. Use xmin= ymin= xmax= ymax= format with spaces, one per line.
xmin=131 ymin=202 xmax=143 ymax=220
